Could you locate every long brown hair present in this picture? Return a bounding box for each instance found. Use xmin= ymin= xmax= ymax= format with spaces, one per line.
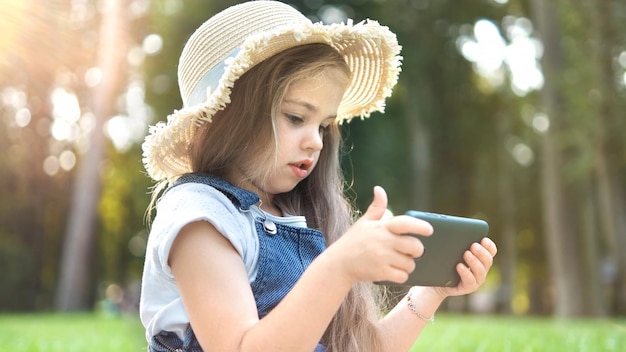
xmin=167 ymin=43 xmax=384 ymax=351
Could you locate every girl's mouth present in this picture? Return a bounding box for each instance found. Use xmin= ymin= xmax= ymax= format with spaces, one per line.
xmin=289 ymin=159 xmax=313 ymax=178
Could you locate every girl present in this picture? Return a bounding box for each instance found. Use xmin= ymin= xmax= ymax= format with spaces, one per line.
xmin=139 ymin=1 xmax=497 ymax=352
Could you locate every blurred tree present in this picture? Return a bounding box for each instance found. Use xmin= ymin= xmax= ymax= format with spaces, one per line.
xmin=588 ymin=0 xmax=626 ymax=315
xmin=0 ymin=0 xmax=76 ymax=310
xmin=527 ymin=0 xmax=626 ymax=317
xmin=55 ymin=0 xmax=130 ymax=311
xmin=530 ymin=0 xmax=586 ymax=318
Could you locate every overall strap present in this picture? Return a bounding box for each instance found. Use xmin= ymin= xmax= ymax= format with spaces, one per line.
xmin=167 ymin=173 xmax=260 ymax=210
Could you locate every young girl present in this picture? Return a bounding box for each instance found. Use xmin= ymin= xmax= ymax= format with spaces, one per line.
xmin=139 ymin=1 xmax=497 ymax=352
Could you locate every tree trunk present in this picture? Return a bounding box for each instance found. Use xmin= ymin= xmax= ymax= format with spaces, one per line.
xmin=580 ymin=181 xmax=607 ymax=316
xmin=530 ymin=0 xmax=585 ymax=317
xmin=495 ymin=112 xmax=516 ymax=314
xmin=55 ymin=0 xmax=128 ymax=311
xmin=591 ymin=0 xmax=626 ymax=315
xmin=405 ymin=93 xmax=431 ymax=211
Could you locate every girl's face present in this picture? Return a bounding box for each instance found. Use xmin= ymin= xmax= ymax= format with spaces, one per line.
xmin=249 ymin=71 xmax=346 ymax=201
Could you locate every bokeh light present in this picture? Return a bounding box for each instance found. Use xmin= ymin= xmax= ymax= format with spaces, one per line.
xmin=458 ymin=17 xmax=544 ymax=96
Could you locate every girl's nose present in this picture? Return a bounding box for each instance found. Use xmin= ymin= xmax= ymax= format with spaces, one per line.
xmin=303 ymin=127 xmax=324 ymax=151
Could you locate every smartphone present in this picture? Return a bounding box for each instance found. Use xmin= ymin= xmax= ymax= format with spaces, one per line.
xmin=376 ymin=210 xmax=489 ymax=287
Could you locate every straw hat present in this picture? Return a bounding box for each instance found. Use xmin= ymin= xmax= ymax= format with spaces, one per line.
xmin=142 ymin=0 xmax=402 ymax=182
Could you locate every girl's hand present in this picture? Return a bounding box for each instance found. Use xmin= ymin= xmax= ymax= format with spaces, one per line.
xmin=432 ymin=237 xmax=498 ymax=297
xmin=324 ymin=186 xmax=434 ymax=285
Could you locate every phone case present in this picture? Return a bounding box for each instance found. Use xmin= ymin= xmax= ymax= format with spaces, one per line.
xmin=376 ymin=210 xmax=489 ymax=287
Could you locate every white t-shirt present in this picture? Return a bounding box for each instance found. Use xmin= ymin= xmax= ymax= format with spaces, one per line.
xmin=139 ymin=182 xmax=307 ymax=341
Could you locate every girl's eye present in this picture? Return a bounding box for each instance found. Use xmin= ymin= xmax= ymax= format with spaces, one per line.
xmin=319 ymin=125 xmax=330 ymax=133
xmin=286 ymin=114 xmax=304 ymax=124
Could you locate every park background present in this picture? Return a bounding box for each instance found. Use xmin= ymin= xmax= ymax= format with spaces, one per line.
xmin=1 ymin=0 xmax=625 ymax=350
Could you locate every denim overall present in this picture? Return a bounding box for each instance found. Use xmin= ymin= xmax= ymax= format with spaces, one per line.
xmin=149 ymin=173 xmax=328 ymax=352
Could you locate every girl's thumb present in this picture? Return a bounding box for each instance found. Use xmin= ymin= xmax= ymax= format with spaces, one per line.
xmin=361 ymin=186 xmax=389 ymax=221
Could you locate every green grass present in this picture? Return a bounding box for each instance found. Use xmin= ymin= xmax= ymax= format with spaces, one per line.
xmin=0 ymin=313 xmax=624 ymax=351
xmin=0 ymin=313 xmax=146 ymax=352
xmin=410 ymin=314 xmax=626 ymax=352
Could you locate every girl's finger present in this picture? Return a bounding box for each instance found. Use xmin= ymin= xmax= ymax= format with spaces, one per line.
xmin=393 ymin=235 xmax=425 ymax=258
xmin=464 ymin=250 xmax=486 ymax=283
xmin=481 ymin=237 xmax=498 ymax=257
xmin=385 ymin=215 xmax=433 ymax=237
xmin=384 ymin=266 xmax=412 ymax=284
xmin=360 ymin=186 xmax=389 ymax=221
xmin=471 ymin=242 xmax=494 ymax=268
xmin=457 ymin=262 xmax=476 ymax=286
xmin=388 ymin=251 xmax=417 ymax=274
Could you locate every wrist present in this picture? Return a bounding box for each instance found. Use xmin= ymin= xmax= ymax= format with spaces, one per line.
xmin=406 ymin=289 xmax=435 ymax=323
xmin=405 ymin=286 xmax=446 ymax=319
xmin=313 ymin=249 xmax=357 ymax=290
xmin=420 ymin=285 xmax=449 ymax=301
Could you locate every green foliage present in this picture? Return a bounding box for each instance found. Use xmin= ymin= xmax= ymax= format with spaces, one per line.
xmin=97 ymin=143 xmax=152 ymax=285
xmin=0 ymin=237 xmax=36 ymax=310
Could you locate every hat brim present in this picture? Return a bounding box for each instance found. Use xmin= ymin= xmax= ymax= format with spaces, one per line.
xmin=142 ymin=19 xmax=402 ymax=182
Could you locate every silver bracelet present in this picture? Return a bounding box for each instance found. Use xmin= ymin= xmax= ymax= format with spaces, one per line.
xmin=406 ymin=290 xmax=435 ymax=324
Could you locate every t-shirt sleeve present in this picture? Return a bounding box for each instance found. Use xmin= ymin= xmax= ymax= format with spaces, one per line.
xmin=148 ymin=183 xmax=257 ymax=278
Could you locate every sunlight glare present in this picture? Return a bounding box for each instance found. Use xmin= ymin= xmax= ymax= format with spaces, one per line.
xmin=52 ymin=88 xmax=80 ymax=123
xmin=85 ymin=67 xmax=103 ymax=87
xmin=51 ymin=119 xmax=78 ymax=142
xmin=512 ymin=143 xmax=534 ymax=166
xmin=458 ymin=38 xmax=480 ymax=62
xmin=532 ymin=113 xmax=550 ymax=133
xmin=505 ymin=17 xmax=544 ymax=96
xmin=506 ymin=37 xmax=544 ymax=96
xmin=51 ymin=88 xmax=81 ymax=142
xmin=105 ymin=81 xmax=151 ymax=152
xmin=474 ymin=20 xmax=506 ymax=71
xmin=43 ymin=155 xmax=60 ymax=176
xmin=2 ymin=87 xmax=27 ymax=109
xmin=458 ymin=17 xmax=544 ymax=96
xmin=106 ymin=115 xmax=133 ymax=151
xmin=15 ymin=108 xmax=31 ymax=127
xmin=59 ymin=150 xmax=76 ymax=171
xmin=319 ymin=5 xmax=347 ymax=24
xmin=143 ymin=34 xmax=163 ymax=55
xmin=459 ymin=20 xmax=506 ymax=88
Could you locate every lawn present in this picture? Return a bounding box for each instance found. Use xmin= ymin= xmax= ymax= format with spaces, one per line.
xmin=0 ymin=313 xmax=624 ymax=351
xmin=0 ymin=313 xmax=146 ymax=352
xmin=410 ymin=314 xmax=626 ymax=352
